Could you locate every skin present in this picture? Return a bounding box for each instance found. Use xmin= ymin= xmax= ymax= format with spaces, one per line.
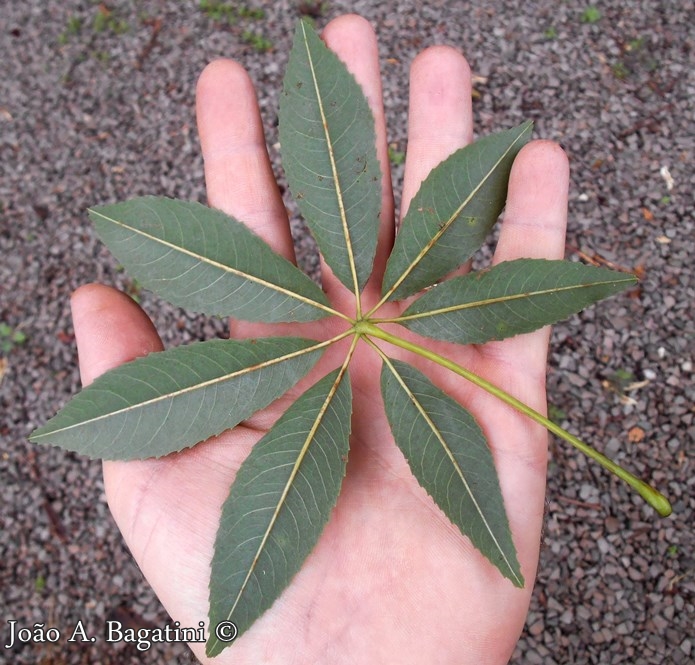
xmin=71 ymin=15 xmax=569 ymax=665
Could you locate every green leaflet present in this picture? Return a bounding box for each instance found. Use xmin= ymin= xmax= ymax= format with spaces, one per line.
xmin=398 ymin=259 xmax=638 ymax=344
xmin=30 ymin=338 xmax=324 ymax=459
xmin=207 ymin=368 xmax=352 ymax=656
xmin=381 ymin=122 xmax=532 ymax=302
xmin=279 ymin=19 xmax=381 ymax=297
xmin=380 ymin=357 xmax=523 ymax=586
xmin=89 ymin=197 xmax=332 ymax=322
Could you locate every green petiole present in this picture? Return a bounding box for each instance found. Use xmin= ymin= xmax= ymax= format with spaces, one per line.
xmin=356 ymin=320 xmax=672 ymax=517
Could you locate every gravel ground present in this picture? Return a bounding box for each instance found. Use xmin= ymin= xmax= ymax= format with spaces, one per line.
xmin=1 ymin=1 xmax=693 ymax=663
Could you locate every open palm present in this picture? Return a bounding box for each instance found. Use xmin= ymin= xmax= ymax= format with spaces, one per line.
xmin=72 ymin=15 xmax=569 ymax=665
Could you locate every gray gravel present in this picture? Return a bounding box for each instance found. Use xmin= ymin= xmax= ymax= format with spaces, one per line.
xmin=1 ymin=1 xmax=693 ymax=663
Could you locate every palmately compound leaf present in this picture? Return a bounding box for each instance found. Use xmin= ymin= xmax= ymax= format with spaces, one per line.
xmin=30 ymin=338 xmax=325 ymax=460
xmin=89 ymin=197 xmax=333 ymax=323
xmin=27 ymin=16 xmax=673 ymax=661
xmin=398 ymin=259 xmax=638 ymax=344
xmin=380 ymin=357 xmax=523 ymax=586
xmin=207 ymin=368 xmax=352 ymax=657
xmin=381 ymin=122 xmax=532 ymax=302
xmin=280 ymin=19 xmax=381 ymax=296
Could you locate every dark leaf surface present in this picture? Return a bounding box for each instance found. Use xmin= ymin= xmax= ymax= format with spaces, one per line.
xmin=280 ymin=19 xmax=381 ymax=294
xmin=89 ymin=197 xmax=331 ymax=322
xmin=207 ymin=368 xmax=352 ymax=656
xmin=30 ymin=338 xmax=324 ymax=459
xmin=381 ymin=358 xmax=523 ymax=586
xmin=399 ymin=259 xmax=638 ymax=344
xmin=382 ymin=122 xmax=532 ymax=301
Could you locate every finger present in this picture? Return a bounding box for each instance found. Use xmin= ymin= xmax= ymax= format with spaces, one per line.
xmin=196 ymin=59 xmax=295 ymax=261
xmin=71 ymin=283 xmax=163 ymax=385
xmin=398 ymin=46 xmax=474 ymax=288
xmin=401 ymin=46 xmax=473 ymax=218
xmin=320 ymin=14 xmax=394 ymax=301
xmin=493 ymin=140 xmax=569 ymax=266
xmin=482 ymin=140 xmax=569 ymax=393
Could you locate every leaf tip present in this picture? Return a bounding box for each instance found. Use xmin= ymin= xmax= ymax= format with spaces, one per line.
xmin=28 ymin=418 xmax=60 ymax=446
xmin=28 ymin=429 xmax=45 ymax=444
xmin=509 ymin=567 xmax=525 ymax=589
xmin=205 ymin=633 xmax=226 ymax=659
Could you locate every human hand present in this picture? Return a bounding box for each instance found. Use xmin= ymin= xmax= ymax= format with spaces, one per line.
xmin=71 ymin=14 xmax=568 ymax=665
